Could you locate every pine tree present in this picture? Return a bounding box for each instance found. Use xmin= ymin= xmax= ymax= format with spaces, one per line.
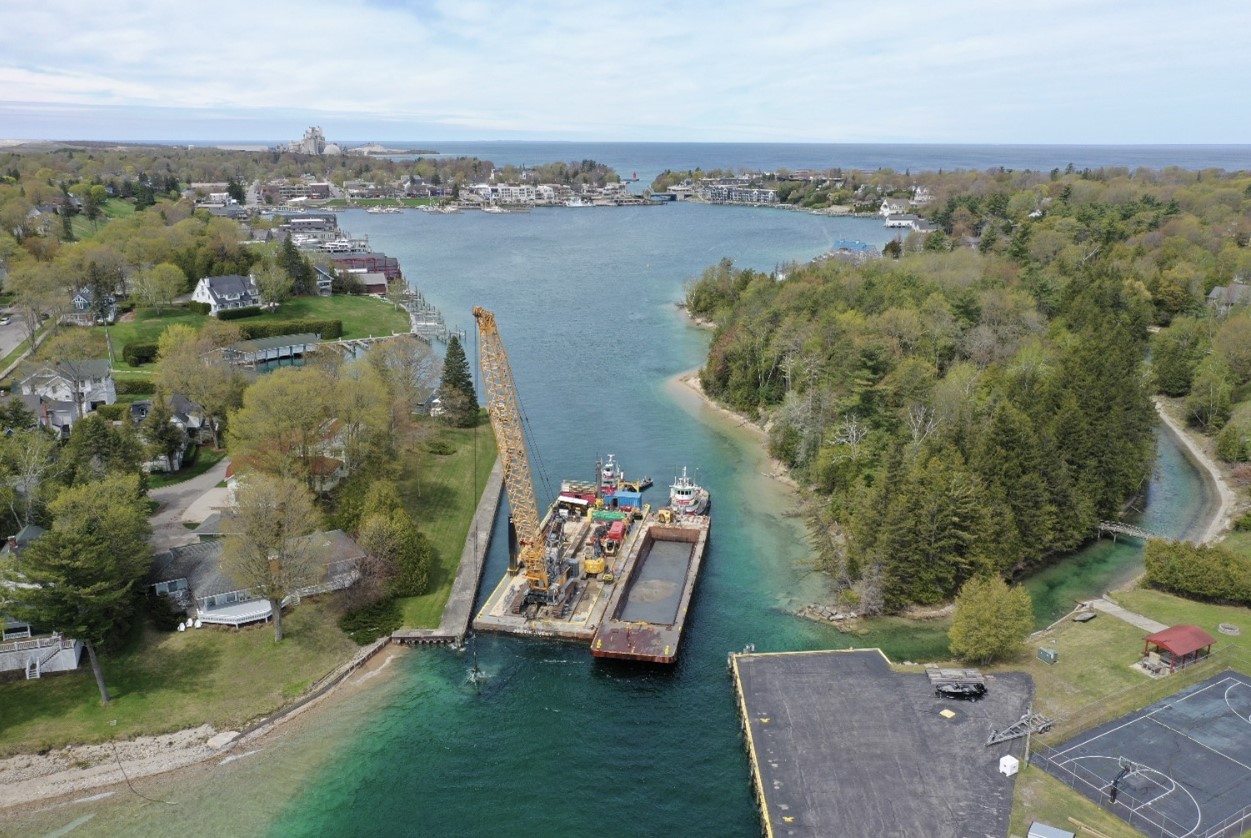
xmin=439 ymin=336 xmax=478 ymax=427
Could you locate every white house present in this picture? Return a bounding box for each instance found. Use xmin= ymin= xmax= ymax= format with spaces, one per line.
xmin=192 ymin=274 xmax=262 ymax=316
xmin=880 ymin=198 xmax=911 ymax=217
xmin=18 ymin=359 xmax=116 ymax=426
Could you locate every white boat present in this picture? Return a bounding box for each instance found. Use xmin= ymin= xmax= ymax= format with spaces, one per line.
xmin=564 ymin=198 xmax=591 ymax=208
xmin=669 ymin=467 xmax=710 ymax=515
xmin=482 ymin=205 xmax=509 ymax=214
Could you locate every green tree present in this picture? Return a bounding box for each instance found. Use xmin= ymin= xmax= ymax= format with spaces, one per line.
xmin=1151 ymin=316 xmax=1209 ymax=396
xmin=438 ymin=335 xmax=478 ymax=428
xmin=357 ymin=508 xmax=432 ymax=597
xmin=61 ymin=414 xmax=144 ymax=486
xmin=227 ymin=366 xmax=333 ymax=486
xmin=3 ymin=474 xmax=152 ymax=703
xmin=221 ymin=473 xmax=323 ymax=642
xmin=948 ymin=576 xmax=1034 ymax=664
xmin=141 ymin=401 xmax=187 ymax=473
xmin=1186 ymin=354 xmax=1233 ymax=430
xmin=130 ymin=262 xmax=186 ymax=311
xmin=154 ymin=322 xmax=247 ymax=448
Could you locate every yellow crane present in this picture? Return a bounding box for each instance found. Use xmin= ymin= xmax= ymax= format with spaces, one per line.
xmin=472 ymin=306 xmax=561 ymax=601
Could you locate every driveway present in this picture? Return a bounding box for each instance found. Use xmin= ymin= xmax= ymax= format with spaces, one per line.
xmin=148 ymin=458 xmax=231 ymax=552
xmin=0 ymin=313 xmax=27 ymax=362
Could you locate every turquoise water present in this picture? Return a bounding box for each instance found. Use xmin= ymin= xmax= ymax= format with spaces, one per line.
xmin=9 ymin=202 xmax=1212 ymax=837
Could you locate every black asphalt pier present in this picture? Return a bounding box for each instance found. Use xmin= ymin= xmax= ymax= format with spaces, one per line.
xmin=730 ymin=649 xmax=1033 ymax=838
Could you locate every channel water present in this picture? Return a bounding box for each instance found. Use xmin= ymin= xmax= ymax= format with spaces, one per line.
xmin=12 ymin=201 xmax=1214 ymax=838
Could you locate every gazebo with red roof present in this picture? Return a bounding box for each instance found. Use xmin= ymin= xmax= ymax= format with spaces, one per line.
xmin=1143 ymin=625 xmax=1216 ymax=673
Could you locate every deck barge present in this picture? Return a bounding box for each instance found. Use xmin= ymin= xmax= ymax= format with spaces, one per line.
xmin=473 ymin=507 xmax=710 ymax=662
xmin=591 ymin=516 xmax=709 ymax=663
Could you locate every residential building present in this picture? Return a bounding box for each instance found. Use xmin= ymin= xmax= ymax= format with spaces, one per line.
xmin=1207 ymin=281 xmax=1251 ymax=315
xmin=67 ymin=286 xmax=118 ymax=326
xmin=18 ymin=359 xmax=116 ymax=425
xmin=192 ymin=274 xmax=262 ymax=316
xmin=148 ymin=530 xmax=365 ymax=627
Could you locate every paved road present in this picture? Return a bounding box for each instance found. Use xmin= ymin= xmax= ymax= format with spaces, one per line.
xmin=148 ymin=458 xmax=231 ymax=552
xmin=0 ymin=313 xmax=27 ymax=361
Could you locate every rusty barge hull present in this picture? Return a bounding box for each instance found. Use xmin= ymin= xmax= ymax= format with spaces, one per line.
xmin=591 ymin=518 xmax=710 ymax=664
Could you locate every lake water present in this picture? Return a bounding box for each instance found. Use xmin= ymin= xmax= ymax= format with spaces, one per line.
xmin=10 ymin=148 xmax=1224 ymax=837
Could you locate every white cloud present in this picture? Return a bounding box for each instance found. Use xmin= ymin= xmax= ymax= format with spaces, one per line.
xmin=0 ymin=0 xmax=1248 ymax=141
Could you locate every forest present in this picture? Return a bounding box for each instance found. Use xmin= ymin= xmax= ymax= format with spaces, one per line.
xmin=687 ymin=166 xmax=1251 ymax=612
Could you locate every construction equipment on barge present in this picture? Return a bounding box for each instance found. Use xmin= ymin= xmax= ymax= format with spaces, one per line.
xmin=473 ymin=305 xmax=570 ymax=609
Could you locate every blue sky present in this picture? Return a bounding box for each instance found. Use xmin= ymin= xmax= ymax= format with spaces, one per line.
xmin=1 ymin=0 xmax=1248 ymax=143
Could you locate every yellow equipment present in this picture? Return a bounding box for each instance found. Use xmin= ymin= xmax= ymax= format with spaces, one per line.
xmin=473 ymin=306 xmax=561 ymax=600
xmin=658 ymin=507 xmax=674 ymax=524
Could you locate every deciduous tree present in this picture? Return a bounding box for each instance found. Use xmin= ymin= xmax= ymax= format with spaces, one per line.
xmin=948 ymin=576 xmax=1033 ymax=665
xmin=221 ymin=474 xmax=323 ymax=642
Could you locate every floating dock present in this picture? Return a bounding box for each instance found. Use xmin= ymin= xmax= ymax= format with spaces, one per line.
xmin=473 ymin=507 xmax=709 ymax=663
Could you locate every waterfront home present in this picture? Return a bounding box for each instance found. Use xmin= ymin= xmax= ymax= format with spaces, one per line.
xmin=0 ymin=526 xmax=85 ymax=679
xmin=880 ymin=198 xmax=910 ymax=217
xmin=148 ymin=529 xmax=365 ymax=627
xmin=329 ymin=252 xmax=401 ymax=282
xmin=192 ymin=274 xmax=262 ymax=316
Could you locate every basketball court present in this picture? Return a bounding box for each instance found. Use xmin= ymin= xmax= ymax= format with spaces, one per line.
xmin=1036 ymin=671 xmax=1251 ymax=838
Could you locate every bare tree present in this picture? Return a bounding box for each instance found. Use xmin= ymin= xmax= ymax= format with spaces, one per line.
xmin=905 ymin=403 xmax=938 ymax=449
xmin=221 ymin=474 xmax=323 ymax=642
xmin=831 ymin=414 xmax=869 ymax=463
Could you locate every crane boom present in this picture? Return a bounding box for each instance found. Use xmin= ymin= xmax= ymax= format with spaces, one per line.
xmin=472 ymin=306 xmax=550 ymax=593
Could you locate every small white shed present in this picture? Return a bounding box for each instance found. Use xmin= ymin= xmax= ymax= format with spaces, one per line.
xmin=1028 ymin=821 xmax=1076 ymax=838
xmin=999 ymin=754 xmax=1019 ymax=776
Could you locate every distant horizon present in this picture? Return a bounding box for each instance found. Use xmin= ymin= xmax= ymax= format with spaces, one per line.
xmin=4 ymin=137 xmax=1251 ymax=149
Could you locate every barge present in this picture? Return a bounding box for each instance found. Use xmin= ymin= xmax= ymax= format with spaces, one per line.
xmin=473 ymin=465 xmax=710 ymax=664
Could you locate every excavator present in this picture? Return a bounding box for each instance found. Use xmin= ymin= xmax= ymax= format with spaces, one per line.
xmin=472 ymin=306 xmax=570 ymax=607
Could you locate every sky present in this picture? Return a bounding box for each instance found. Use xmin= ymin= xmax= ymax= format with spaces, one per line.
xmin=1 ymin=0 xmax=1249 ymax=144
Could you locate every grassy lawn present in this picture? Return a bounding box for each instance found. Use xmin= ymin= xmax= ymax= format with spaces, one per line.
xmin=0 ymin=602 xmax=357 ymax=757
xmin=1007 ymin=586 xmax=1251 ymax=834
xmin=1010 ymin=765 xmax=1141 ymax=838
xmin=1117 ymin=588 xmax=1251 ymax=659
xmin=266 ymin=295 xmax=409 ymax=339
xmin=146 ymin=445 xmax=227 ymax=490
xmin=395 ymin=417 xmax=498 ymax=628
xmin=102 ymin=297 xmax=410 ymax=371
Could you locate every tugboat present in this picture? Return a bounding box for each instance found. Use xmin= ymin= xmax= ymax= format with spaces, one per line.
xmin=669 ymin=467 xmax=710 ymax=515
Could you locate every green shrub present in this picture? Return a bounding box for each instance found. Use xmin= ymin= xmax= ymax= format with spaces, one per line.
xmin=237 ymin=319 xmax=342 ymax=340
xmin=425 ymin=439 xmax=456 ymax=455
xmin=1235 ymin=511 xmax=1251 ymax=531
xmin=122 ymin=341 xmax=160 ymax=366
xmin=93 ymin=403 xmax=129 ymax=421
xmin=146 ymin=591 xmax=186 ymax=631
xmin=115 ymin=378 xmax=156 ymax=395
xmin=187 ymin=301 xmax=211 ymax=315
xmin=218 ymin=306 xmax=262 ymax=321
xmin=1144 ymin=539 xmax=1251 ymax=605
xmin=338 ymin=597 xmax=402 ymax=644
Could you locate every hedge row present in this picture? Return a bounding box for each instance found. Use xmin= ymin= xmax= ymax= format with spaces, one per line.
xmin=1144 ymin=539 xmax=1251 ymax=606
xmin=123 ymin=342 xmax=160 ymax=366
xmin=238 ymin=319 xmax=342 ymax=340
xmin=187 ymin=301 xmax=211 ymax=315
xmin=218 ymin=306 xmax=263 ymax=321
xmin=116 ymin=378 xmax=156 ymax=395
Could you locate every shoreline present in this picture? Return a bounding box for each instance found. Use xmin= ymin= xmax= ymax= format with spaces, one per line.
xmin=1153 ymin=398 xmax=1242 ymax=545
xmin=0 ymin=638 xmax=404 ymax=812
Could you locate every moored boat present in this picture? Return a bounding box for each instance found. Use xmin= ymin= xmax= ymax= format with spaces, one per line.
xmin=669 ymin=466 xmax=710 ymax=515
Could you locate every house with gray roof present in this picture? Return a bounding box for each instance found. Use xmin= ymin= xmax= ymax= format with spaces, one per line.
xmin=0 ymin=525 xmax=84 ymax=678
xmin=67 ymin=286 xmax=118 ymax=326
xmin=192 ymin=274 xmax=262 ymax=316
xmin=1207 ymin=281 xmax=1251 ymax=315
xmin=18 ymin=359 xmax=116 ymax=430
xmin=149 ymin=529 xmax=365 ymax=627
